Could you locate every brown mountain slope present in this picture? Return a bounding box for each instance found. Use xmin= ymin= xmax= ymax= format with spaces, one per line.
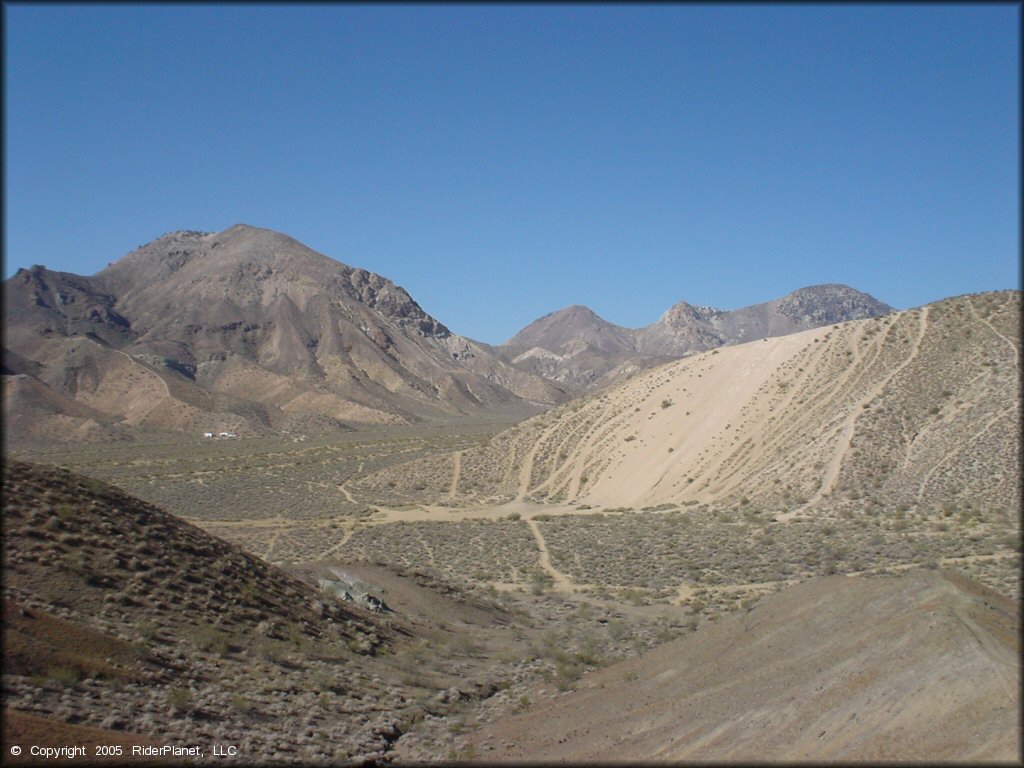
xmin=497 ymin=305 xmax=654 ymax=391
xmin=467 ymin=570 xmax=1020 ymax=762
xmin=356 ymin=291 xmax=1020 ymax=517
xmin=2 ymin=372 xmax=128 ymax=443
xmin=499 ymin=284 xmax=893 ymax=390
xmin=3 ymin=225 xmax=566 ymax=440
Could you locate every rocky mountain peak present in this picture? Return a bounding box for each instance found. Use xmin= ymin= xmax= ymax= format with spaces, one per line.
xmin=774 ymin=284 xmax=893 ymax=325
xmin=656 ymin=300 xmax=721 ymax=327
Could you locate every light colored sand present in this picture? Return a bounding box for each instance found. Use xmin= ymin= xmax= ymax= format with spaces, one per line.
xmin=574 ymin=328 xmax=820 ymax=507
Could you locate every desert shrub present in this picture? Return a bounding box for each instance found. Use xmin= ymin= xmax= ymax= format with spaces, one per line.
xmin=193 ymin=623 xmax=230 ymax=655
xmin=606 ymin=618 xmax=622 ymax=643
xmin=135 ymin=620 xmax=160 ymax=641
xmin=168 ymin=686 xmax=191 ymax=712
xmin=47 ymin=665 xmax=82 ymax=687
xmin=529 ymin=568 xmax=554 ymax=595
xmin=257 ymin=639 xmax=286 ymax=665
xmin=230 ymin=694 xmax=252 ymax=713
xmin=554 ymin=657 xmax=584 ymax=690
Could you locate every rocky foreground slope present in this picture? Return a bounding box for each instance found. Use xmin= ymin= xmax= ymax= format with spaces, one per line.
xmin=3 ymin=225 xmax=565 ymax=441
xmin=464 ymin=569 xmax=1020 ymax=762
xmin=1 ymin=460 xmax=417 ymax=762
xmin=359 ymin=291 xmax=1020 ymax=518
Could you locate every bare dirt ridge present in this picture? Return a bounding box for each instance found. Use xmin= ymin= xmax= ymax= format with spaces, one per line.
xmin=468 ymin=569 xmax=1021 ymax=762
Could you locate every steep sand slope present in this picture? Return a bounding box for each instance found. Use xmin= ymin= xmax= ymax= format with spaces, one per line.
xmin=470 ymin=570 xmax=1020 ymax=762
xmin=357 ymin=291 xmax=1019 ymax=516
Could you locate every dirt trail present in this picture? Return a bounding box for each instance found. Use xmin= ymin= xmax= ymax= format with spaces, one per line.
xmin=673 ymin=579 xmax=785 ymax=606
xmin=525 ymin=517 xmax=575 ymax=593
xmin=968 ymin=296 xmax=1020 ymax=370
xmin=84 ymin=336 xmax=173 ymax=401
xmin=783 ymin=307 xmax=930 ymax=519
xmin=109 ymin=347 xmax=172 ymax=399
xmin=335 ymin=461 xmax=365 ymax=505
xmin=951 ymin=599 xmax=1018 ymax=700
xmin=913 ymin=403 xmax=1017 ymax=507
xmin=263 ymin=529 xmax=282 ymax=560
xmin=675 ymin=584 xmax=697 ymax=602
xmin=515 ymin=424 xmax=558 ymax=501
xmin=338 ymin=482 xmax=357 ymax=504
xmin=515 ymin=440 xmax=540 ymax=500
xmin=844 ymin=552 xmax=1018 ymax=581
xmin=709 ymin=331 xmax=843 ymax=500
xmin=317 ymin=523 xmax=357 ymax=559
xmin=447 ymin=450 xmax=462 ymax=499
xmin=529 ymin=413 xmax=602 ymax=498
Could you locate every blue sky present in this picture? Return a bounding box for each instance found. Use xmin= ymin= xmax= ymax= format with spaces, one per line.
xmin=4 ymin=4 xmax=1019 ymax=344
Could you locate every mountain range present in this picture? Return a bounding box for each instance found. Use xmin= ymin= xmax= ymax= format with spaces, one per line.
xmin=497 ymin=284 xmax=893 ymax=390
xmin=5 ymin=224 xmax=890 ymax=440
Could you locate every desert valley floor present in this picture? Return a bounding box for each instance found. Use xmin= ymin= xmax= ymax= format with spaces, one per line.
xmin=3 ymin=289 xmax=1021 ymax=763
xmin=5 ymin=423 xmax=1021 ymax=762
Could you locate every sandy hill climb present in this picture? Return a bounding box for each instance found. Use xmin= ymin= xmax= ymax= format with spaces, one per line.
xmin=467 ymin=569 xmax=1020 ymax=762
xmin=359 ymin=291 xmax=1020 ymax=517
xmin=2 ymin=225 xmax=565 ymax=440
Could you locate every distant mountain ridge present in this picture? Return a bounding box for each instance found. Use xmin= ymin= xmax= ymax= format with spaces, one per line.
xmin=3 ymin=223 xmax=896 ymax=439
xmin=498 ymin=285 xmax=894 ymax=390
xmin=3 ymin=224 xmax=567 ymax=439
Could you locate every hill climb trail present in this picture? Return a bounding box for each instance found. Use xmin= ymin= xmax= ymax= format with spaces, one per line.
xmin=784 ymin=307 xmax=930 ymax=519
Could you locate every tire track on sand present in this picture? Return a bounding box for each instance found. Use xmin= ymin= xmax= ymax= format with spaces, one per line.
xmin=448 ymin=450 xmax=463 ymax=499
xmin=967 ymin=296 xmax=1019 ymax=370
xmin=783 ymin=307 xmax=930 ymax=519
xmin=516 ymin=421 xmax=566 ymax=501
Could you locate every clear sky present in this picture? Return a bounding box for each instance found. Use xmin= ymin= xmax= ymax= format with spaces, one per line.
xmin=4 ymin=4 xmax=1019 ymax=344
